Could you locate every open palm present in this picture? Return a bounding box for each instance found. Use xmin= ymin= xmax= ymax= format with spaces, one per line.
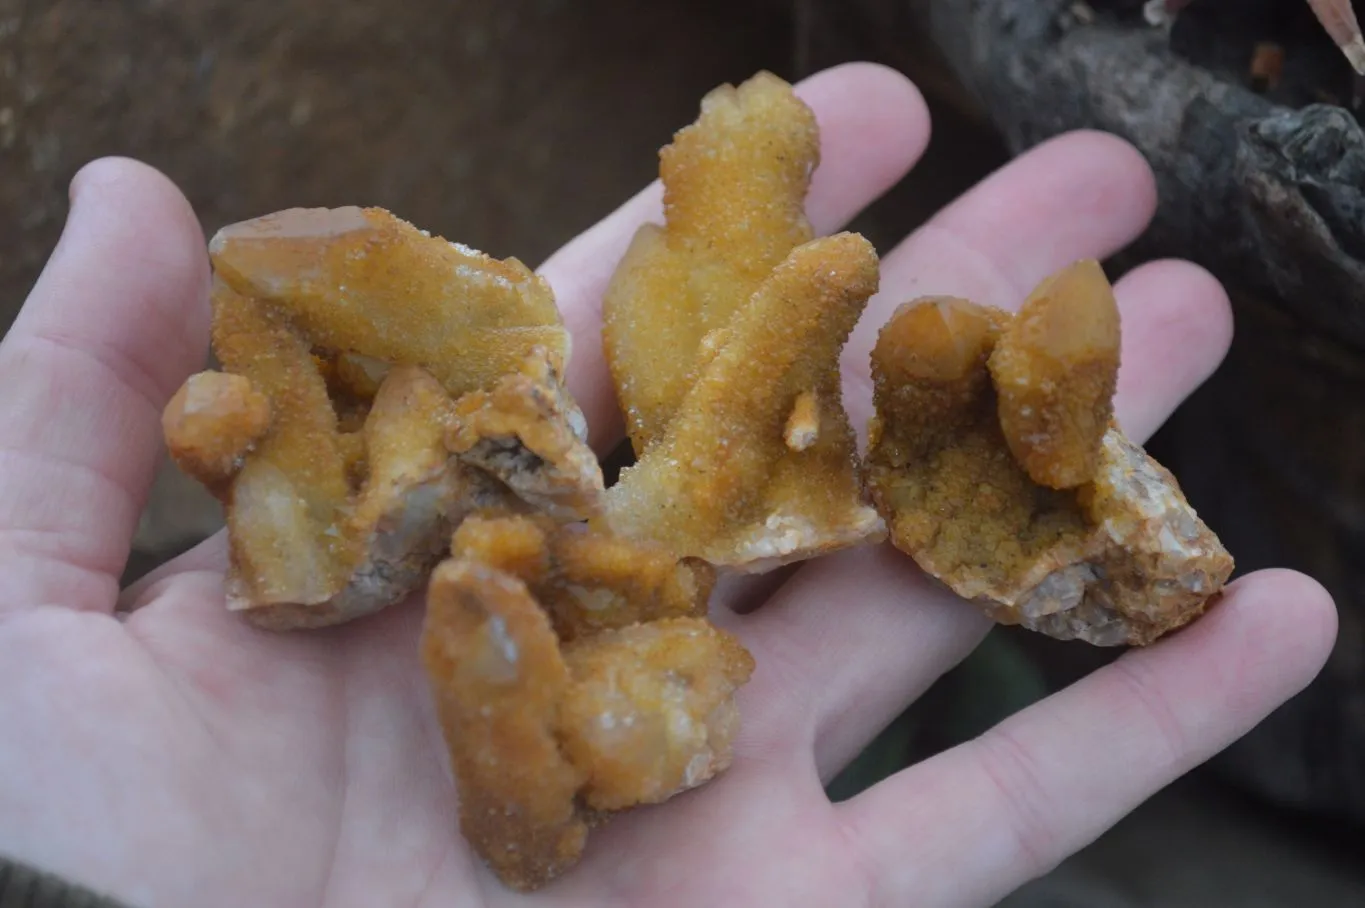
xmin=0 ymin=64 xmax=1336 ymax=908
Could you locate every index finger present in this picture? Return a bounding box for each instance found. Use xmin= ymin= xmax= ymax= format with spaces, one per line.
xmin=840 ymin=569 xmax=1337 ymax=908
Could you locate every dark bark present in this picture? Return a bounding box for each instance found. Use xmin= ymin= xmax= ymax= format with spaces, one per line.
xmin=913 ymin=0 xmax=1365 ymax=348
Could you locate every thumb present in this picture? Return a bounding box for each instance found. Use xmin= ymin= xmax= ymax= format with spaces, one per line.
xmin=0 ymin=158 xmax=209 ymax=616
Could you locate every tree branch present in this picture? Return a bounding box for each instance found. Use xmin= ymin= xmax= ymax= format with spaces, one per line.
xmin=910 ymin=0 xmax=1365 ymax=347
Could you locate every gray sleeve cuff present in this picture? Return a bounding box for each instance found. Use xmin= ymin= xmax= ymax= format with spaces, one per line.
xmin=0 ymin=856 xmax=136 ymax=908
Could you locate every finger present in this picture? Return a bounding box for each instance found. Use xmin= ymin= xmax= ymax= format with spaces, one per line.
xmin=1111 ymin=259 xmax=1233 ymax=442
xmin=840 ymin=569 xmax=1336 ymax=908
xmin=0 ymin=158 xmax=209 ymax=616
xmin=540 ymin=62 xmax=931 ymax=449
xmin=841 ymin=129 xmax=1159 ymax=426
xmin=117 ymin=529 xmax=227 ymax=614
xmin=732 ymin=544 xmax=991 ymax=770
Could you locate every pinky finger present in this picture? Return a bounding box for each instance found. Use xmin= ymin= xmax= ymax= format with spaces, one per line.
xmin=837 ymin=569 xmax=1336 ymax=908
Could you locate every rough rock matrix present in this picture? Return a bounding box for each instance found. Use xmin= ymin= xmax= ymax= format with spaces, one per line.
xmin=866 ymin=261 xmax=1233 ymax=646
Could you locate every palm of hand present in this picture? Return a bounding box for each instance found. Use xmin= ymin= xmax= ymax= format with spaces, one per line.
xmin=0 ymin=64 xmax=1336 ymax=908
xmin=0 ymin=584 xmax=870 ymax=908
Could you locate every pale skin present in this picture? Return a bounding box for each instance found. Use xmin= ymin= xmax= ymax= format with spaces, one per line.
xmin=0 ymin=63 xmax=1338 ymax=908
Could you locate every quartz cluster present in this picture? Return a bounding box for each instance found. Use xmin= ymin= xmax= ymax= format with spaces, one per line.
xmin=600 ymin=71 xmax=885 ymax=571
xmin=864 ymin=261 xmax=1234 ymax=646
xmin=423 ymin=515 xmax=751 ymax=888
xmin=164 ymin=206 xmax=599 ymax=630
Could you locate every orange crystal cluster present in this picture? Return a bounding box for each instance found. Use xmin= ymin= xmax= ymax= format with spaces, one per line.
xmin=163 ymin=206 xmax=601 ymax=630
xmin=600 ymin=71 xmax=885 ymax=571
xmin=422 ymin=515 xmax=751 ymax=889
xmin=865 ymin=261 xmax=1234 ymax=646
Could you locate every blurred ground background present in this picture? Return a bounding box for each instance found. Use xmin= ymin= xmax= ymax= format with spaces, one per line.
xmin=1 ymin=0 xmax=1363 ymax=904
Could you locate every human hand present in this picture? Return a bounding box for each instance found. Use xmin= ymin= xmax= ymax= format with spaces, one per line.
xmin=0 ymin=63 xmax=1336 ymax=908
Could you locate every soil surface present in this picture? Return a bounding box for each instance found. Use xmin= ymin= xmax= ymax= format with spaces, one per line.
xmin=0 ymin=0 xmax=794 ymax=327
